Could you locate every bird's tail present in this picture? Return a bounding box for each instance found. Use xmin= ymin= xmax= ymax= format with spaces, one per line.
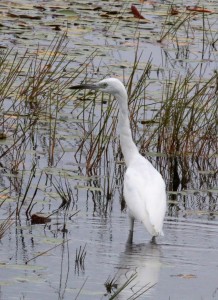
xmin=142 ymin=218 xmax=164 ymax=237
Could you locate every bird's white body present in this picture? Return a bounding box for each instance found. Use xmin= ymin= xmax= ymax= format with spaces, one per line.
xmin=71 ymin=77 xmax=167 ymax=240
xmin=124 ymin=154 xmax=166 ymax=236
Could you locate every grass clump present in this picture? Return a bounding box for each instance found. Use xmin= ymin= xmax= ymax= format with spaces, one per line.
xmin=143 ymin=71 xmax=217 ymax=158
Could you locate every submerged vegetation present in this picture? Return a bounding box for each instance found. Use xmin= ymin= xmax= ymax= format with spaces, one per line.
xmin=0 ymin=0 xmax=217 ymax=298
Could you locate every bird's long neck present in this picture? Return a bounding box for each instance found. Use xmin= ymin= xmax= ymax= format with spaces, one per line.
xmin=115 ymin=92 xmax=139 ymax=166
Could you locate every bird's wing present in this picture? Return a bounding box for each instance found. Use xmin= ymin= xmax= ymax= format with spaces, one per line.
xmin=124 ymin=156 xmax=166 ymax=236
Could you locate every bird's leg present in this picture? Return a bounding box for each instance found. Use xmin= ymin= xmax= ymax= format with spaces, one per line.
xmin=127 ymin=217 xmax=134 ymax=244
xmin=151 ymin=236 xmax=156 ymax=244
xmin=129 ymin=216 xmax=134 ymax=232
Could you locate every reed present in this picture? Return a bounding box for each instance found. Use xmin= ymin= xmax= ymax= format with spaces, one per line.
xmin=75 ymin=244 xmax=87 ymax=274
xmin=142 ymin=71 xmax=217 ymax=158
xmin=0 ymin=212 xmax=14 ymax=239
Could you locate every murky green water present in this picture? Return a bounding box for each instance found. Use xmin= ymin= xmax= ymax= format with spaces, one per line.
xmin=0 ymin=0 xmax=217 ymax=299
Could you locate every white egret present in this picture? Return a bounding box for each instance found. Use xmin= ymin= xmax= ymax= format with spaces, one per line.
xmin=70 ymin=78 xmax=166 ymax=243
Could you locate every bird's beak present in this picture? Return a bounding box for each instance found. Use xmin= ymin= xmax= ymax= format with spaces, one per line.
xmin=69 ymin=83 xmax=98 ymax=90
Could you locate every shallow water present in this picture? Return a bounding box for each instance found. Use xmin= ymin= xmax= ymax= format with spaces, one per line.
xmin=1 ymin=211 xmax=218 ymax=300
xmin=0 ymin=0 xmax=218 ymax=299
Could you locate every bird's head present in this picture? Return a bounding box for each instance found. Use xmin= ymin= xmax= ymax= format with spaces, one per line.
xmin=69 ymin=78 xmax=127 ymax=97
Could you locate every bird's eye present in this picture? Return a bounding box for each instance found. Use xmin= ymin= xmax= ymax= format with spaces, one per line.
xmin=101 ymin=83 xmax=108 ymax=88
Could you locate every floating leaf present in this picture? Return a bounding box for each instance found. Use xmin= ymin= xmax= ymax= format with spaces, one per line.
xmin=171 ymin=274 xmax=197 ymax=279
xmin=198 ymin=170 xmax=215 ymax=175
xmin=33 ymin=5 xmax=46 ymax=12
xmin=7 ymin=13 xmax=41 ymax=20
xmin=0 ymin=280 xmax=13 ymax=286
xmin=31 ymin=213 xmax=51 ymax=225
xmin=57 ymin=9 xmax=77 ymax=16
xmin=41 ymin=237 xmax=65 ymax=245
xmin=208 ymin=188 xmax=218 ymax=194
xmin=0 ymin=264 xmax=46 ymax=271
xmin=75 ymin=185 xmax=103 ymax=193
xmin=167 ymin=191 xmax=179 ymax=196
xmin=15 ymin=276 xmax=43 ymax=283
xmin=0 ymin=132 xmax=7 ymax=139
xmin=182 ymin=189 xmax=198 ymax=194
xmin=131 ymin=5 xmax=145 ymax=19
xmin=186 ymin=6 xmax=214 ymax=13
xmin=170 ymin=7 xmax=180 ymax=15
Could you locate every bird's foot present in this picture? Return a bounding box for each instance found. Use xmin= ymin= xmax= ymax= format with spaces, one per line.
xmin=150 ymin=236 xmax=157 ymax=244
